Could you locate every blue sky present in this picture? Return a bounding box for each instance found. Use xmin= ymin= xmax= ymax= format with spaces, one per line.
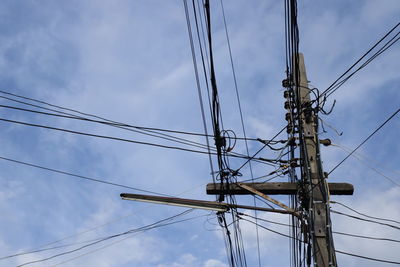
xmin=0 ymin=1 xmax=399 ymax=266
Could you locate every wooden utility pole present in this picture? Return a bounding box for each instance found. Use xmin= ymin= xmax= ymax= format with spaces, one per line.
xmin=206 ymin=53 xmax=347 ymax=266
xmin=296 ymin=53 xmax=337 ymax=266
xmin=121 ymin=51 xmax=350 ymax=265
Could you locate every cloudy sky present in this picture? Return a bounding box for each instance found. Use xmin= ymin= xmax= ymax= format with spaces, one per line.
xmin=0 ymin=0 xmax=399 ymax=266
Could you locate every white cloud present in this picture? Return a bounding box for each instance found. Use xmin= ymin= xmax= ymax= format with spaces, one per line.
xmin=0 ymin=0 xmax=399 ymax=266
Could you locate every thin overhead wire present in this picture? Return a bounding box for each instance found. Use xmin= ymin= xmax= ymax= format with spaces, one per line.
xmin=325 ymin=32 xmax=400 ymax=99
xmin=331 ymin=201 xmax=400 ymax=225
xmin=219 ymin=0 xmax=261 ymax=264
xmin=0 ymin=103 xmax=221 ymax=152
xmin=183 ymin=0 xmax=216 ymax=183
xmin=16 ymin=209 xmax=197 ymax=267
xmin=336 ymin=250 xmax=400 ymax=265
xmin=235 ymin=125 xmax=288 ymax=172
xmin=331 ymin=210 xmax=400 ymax=231
xmin=51 ymin=212 xmax=211 ymax=267
xmin=0 ymin=117 xmax=259 ymax=161
xmin=319 ymin=22 xmax=400 ymax=99
xmin=331 ymin=143 xmax=400 ymax=187
xmin=0 ymin=100 xmax=258 ymax=141
xmin=239 ymin=216 xmax=304 ymax=242
xmin=0 ymin=155 xmax=170 ymax=196
xmin=333 ymin=231 xmax=400 ymax=244
xmin=1 ymin=181 xmax=211 ymax=262
xmin=329 ymin=107 xmax=400 ymax=174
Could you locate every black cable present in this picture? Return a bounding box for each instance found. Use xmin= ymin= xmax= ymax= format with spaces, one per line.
xmin=0 ymin=104 xmax=272 ymax=165
xmin=331 ymin=210 xmax=400 ymax=231
xmin=320 ymin=22 xmax=399 ymax=98
xmin=0 ymin=155 xmax=170 ymax=196
xmin=219 ymin=1 xmax=261 ymax=265
xmin=333 ymin=231 xmax=400 ymax=243
xmin=329 ymin=107 xmax=400 ymax=174
xmin=235 ymin=125 xmax=288 ymax=173
xmin=0 ymin=238 xmax=107 ymax=261
xmin=324 ymin=32 xmax=400 ymax=99
xmin=183 ymin=0 xmax=216 ymax=184
xmin=331 ymin=201 xmax=400 ymax=225
xmin=336 ymin=250 xmax=400 ymax=265
xmin=239 ymin=213 xmax=293 ymax=227
xmin=0 ymin=99 xmax=258 ymax=141
xmin=0 ymin=117 xmax=260 ymax=161
xmin=16 ymin=209 xmax=197 ymax=267
xmin=0 ymin=102 xmax=222 ymax=152
xmin=239 ymin=216 xmax=304 ymax=242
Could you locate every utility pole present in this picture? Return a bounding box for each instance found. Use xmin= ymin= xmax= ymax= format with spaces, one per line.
xmin=205 ymin=53 xmax=349 ymax=266
xmin=121 ymin=54 xmax=352 ymax=266
xmin=296 ymin=53 xmax=337 ymax=266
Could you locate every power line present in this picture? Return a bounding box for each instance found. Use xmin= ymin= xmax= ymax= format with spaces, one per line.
xmin=331 ymin=210 xmax=400 ymax=231
xmin=238 ymin=216 xmax=304 ymax=243
xmin=331 ymin=143 xmax=400 ymax=187
xmin=0 ymin=105 xmax=278 ymax=166
xmin=219 ymin=0 xmax=261 ymax=264
xmin=235 ymin=125 xmax=288 ymax=172
xmin=0 ymin=103 xmax=220 ymax=152
xmin=329 ymin=107 xmax=400 ymax=174
xmin=331 ymin=201 xmax=400 ymax=225
xmin=0 ymin=238 xmax=106 ymax=261
xmin=183 ymin=0 xmax=216 ymax=184
xmin=320 ymin=22 xmax=400 ymax=98
xmin=16 ymin=209 xmax=197 ymax=267
xmin=239 ymin=213 xmax=400 ymax=244
xmin=0 ymin=117 xmax=259 ymax=161
xmin=324 ymin=32 xmax=400 ymax=99
xmin=336 ymin=250 xmax=400 ymax=265
xmin=0 ymin=99 xmax=258 ymax=142
xmin=0 ymin=155 xmax=170 ymax=196
xmin=1 ymin=181 xmax=210 ymax=262
xmin=333 ymin=231 xmax=400 ymax=244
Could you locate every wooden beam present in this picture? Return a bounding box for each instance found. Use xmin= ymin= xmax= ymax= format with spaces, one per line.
xmin=206 ymin=182 xmax=354 ymax=195
xmin=120 ymin=193 xmax=295 ymax=215
xmin=237 ymin=183 xmax=300 ymax=218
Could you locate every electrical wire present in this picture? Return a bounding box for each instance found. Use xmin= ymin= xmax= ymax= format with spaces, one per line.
xmin=16 ymin=209 xmax=197 ymax=267
xmin=0 ymin=117 xmax=259 ymax=161
xmin=329 ymin=107 xmax=400 ymax=174
xmin=1 ymin=180 xmax=211 ymax=263
xmin=319 ymin=22 xmax=400 ymax=99
xmin=183 ymin=0 xmax=216 ymax=184
xmin=336 ymin=250 xmax=400 ymax=265
xmin=331 ymin=210 xmax=400 ymax=231
xmin=219 ymin=0 xmax=261 ymax=264
xmin=239 ymin=213 xmax=400 ymax=244
xmin=0 ymin=155 xmax=170 ymax=196
xmin=238 ymin=216 xmax=304 ymax=242
xmin=0 ymin=99 xmax=258 ymax=141
xmin=324 ymin=32 xmax=400 ymax=99
xmin=333 ymin=231 xmax=400 ymax=244
xmin=51 ymin=212 xmax=211 ymax=266
xmin=331 ymin=143 xmax=400 ymax=187
xmin=235 ymin=125 xmax=288 ymax=173
xmin=0 ymin=103 xmax=224 ymax=153
xmin=331 ymin=201 xmax=400 ymax=225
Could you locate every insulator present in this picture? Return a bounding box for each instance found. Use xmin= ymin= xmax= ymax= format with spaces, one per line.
xmin=283 ymin=90 xmax=290 ymax=98
xmin=282 ymin=79 xmax=290 ymax=88
xmin=319 ymin=138 xmax=332 ymax=146
xmin=288 ymin=137 xmax=296 ymax=146
xmin=285 ymin=113 xmax=291 ymax=121
xmin=284 ymin=101 xmax=291 ymax=110
xmin=286 ymin=124 xmax=293 ymax=134
xmin=290 ymin=161 xmax=299 ymax=168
